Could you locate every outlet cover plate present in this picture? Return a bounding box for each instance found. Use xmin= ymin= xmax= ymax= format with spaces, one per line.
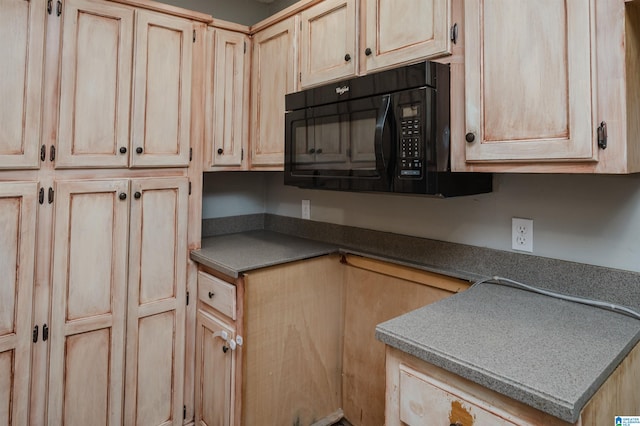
xmin=302 ymin=200 xmax=310 ymax=220
xmin=512 ymin=218 xmax=533 ymax=252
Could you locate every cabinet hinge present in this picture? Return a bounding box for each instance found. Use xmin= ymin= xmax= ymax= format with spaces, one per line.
xmin=49 ymin=145 xmax=56 ymax=162
xmin=193 ymin=29 xmax=196 ymax=43
xmin=186 ymin=291 xmax=189 ymax=306
xmin=183 ymin=405 xmax=186 ymax=420
xmin=43 ymin=324 xmax=49 ymax=341
xmin=244 ymin=41 xmax=247 ymax=54
xmin=450 ymin=23 xmax=458 ymax=44
xmin=48 ymin=187 xmax=54 ymax=204
xmin=241 ymin=148 xmax=244 ymax=161
xmin=39 ymin=187 xmax=45 ymax=205
xmin=299 ymin=72 xmax=302 ymax=82
xmin=188 ymin=181 xmax=192 ymax=195
xmin=597 ymin=121 xmax=607 ymax=150
xmin=189 ymin=147 xmax=193 ymax=162
xmin=47 ymin=0 xmax=52 ymax=14
xmin=56 ymin=0 xmax=62 ymax=16
xmin=40 ymin=144 xmax=46 ymax=161
xmin=32 ymin=325 xmax=39 ymax=343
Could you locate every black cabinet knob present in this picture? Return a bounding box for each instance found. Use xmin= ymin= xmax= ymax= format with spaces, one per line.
xmin=119 ymin=192 xmax=127 ymax=200
xmin=344 ymin=53 xmax=351 ymax=62
xmin=465 ymin=132 xmax=476 ymax=143
xmin=316 ymin=148 xmax=323 ymax=154
xmin=119 ymin=147 xmax=127 ymax=154
xmin=217 ymin=148 xmax=223 ymax=155
xmin=208 ymin=292 xmax=215 ymax=299
xmin=134 ymin=192 xmax=141 ymax=199
xmin=222 ymin=345 xmax=229 ymax=353
xmin=365 ymin=47 xmax=372 ymax=56
xmin=309 ymin=148 xmax=315 ymax=154
xmin=136 ymin=147 xmax=143 ymax=154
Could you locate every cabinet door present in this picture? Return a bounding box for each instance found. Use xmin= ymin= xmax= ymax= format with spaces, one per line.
xmin=205 ymin=28 xmax=250 ymax=169
xmin=48 ymin=179 xmax=130 ymax=426
xmin=57 ymin=0 xmax=134 ymax=168
xmin=300 ymin=0 xmax=357 ymax=88
xmin=464 ymin=0 xmax=595 ymax=162
xmin=250 ymin=17 xmax=297 ymax=169
xmin=0 ymin=182 xmax=37 ymax=425
xmin=0 ymin=0 xmax=46 ymax=169
xmin=131 ymin=11 xmax=193 ymax=168
xmin=124 ymin=177 xmax=188 ymax=426
xmin=363 ymin=0 xmax=451 ymax=73
xmin=195 ymin=310 xmax=235 ymax=426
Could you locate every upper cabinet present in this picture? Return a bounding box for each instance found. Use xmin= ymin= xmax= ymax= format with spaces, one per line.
xmin=454 ymin=0 xmax=640 ymax=173
xmin=0 ymin=0 xmax=46 ymax=170
xmin=56 ymin=0 xmax=193 ymax=169
xmin=463 ymin=0 xmax=594 ymax=163
xmin=299 ymin=0 xmax=357 ymax=88
xmin=250 ymin=16 xmax=298 ymax=169
xmin=204 ymin=27 xmax=250 ymax=170
xmin=362 ymin=0 xmax=452 ymax=73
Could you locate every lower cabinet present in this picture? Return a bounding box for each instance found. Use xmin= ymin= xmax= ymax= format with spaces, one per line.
xmin=45 ymin=177 xmax=188 ymax=425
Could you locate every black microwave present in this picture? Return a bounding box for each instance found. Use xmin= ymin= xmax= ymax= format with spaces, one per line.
xmin=284 ymin=61 xmax=492 ymax=197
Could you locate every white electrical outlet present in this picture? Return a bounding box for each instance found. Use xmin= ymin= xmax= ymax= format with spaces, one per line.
xmin=512 ymin=218 xmax=533 ymax=252
xmin=301 ymin=200 xmax=310 ymax=220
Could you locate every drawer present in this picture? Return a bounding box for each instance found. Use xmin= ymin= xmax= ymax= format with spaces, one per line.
xmin=399 ymin=365 xmax=523 ymax=426
xmin=197 ymin=271 xmax=236 ymax=320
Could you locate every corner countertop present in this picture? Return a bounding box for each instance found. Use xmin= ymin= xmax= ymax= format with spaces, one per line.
xmin=376 ymin=282 xmax=640 ymax=423
xmin=190 ymin=230 xmax=338 ymax=277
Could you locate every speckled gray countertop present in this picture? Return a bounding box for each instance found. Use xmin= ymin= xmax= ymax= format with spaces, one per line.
xmin=376 ymin=283 xmax=640 ymax=423
xmin=190 ymin=230 xmax=338 ymax=277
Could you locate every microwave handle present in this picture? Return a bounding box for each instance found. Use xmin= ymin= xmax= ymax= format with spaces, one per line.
xmin=374 ymin=94 xmax=392 ymax=178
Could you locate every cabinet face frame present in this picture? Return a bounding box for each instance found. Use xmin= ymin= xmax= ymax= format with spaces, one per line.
xmin=362 ymin=0 xmax=452 ymax=73
xmin=0 ymin=182 xmax=38 ymax=426
xmin=463 ymin=0 xmax=597 ymax=163
xmin=299 ymin=0 xmax=358 ymax=88
xmin=56 ymin=0 xmax=134 ymax=169
xmin=204 ymin=27 xmax=250 ymax=170
xmin=0 ymin=0 xmax=46 ymax=169
xmin=131 ymin=10 xmax=193 ymax=168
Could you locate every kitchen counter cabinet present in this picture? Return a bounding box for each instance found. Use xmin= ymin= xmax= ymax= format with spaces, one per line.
xmin=0 ymin=0 xmax=46 ymax=170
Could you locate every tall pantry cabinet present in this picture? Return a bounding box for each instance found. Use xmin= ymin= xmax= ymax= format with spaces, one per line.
xmin=0 ymin=0 xmax=201 ymax=424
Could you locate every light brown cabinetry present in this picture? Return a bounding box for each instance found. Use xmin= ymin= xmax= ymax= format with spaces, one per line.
xmin=250 ymin=16 xmax=298 ymax=169
xmin=195 ymin=271 xmax=239 ymax=426
xmin=0 ymin=182 xmax=38 ymax=425
xmin=57 ymin=0 xmax=193 ymax=169
xmin=361 ymin=0 xmax=451 ymax=73
xmin=0 ymin=0 xmax=46 ymax=170
xmin=47 ymin=177 xmax=188 ymax=425
xmin=463 ymin=0 xmax=594 ymax=163
xmin=204 ymin=27 xmax=250 ymax=170
xmin=386 ymin=342 xmax=640 ymax=426
xmin=455 ymin=0 xmax=640 ymax=173
xmin=299 ymin=0 xmax=357 ymax=88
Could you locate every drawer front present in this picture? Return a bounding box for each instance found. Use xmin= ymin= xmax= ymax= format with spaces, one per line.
xmin=399 ymin=365 xmax=522 ymax=426
xmin=197 ymin=271 xmax=236 ymax=320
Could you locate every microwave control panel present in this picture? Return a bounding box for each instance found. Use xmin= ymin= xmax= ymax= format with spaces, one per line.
xmin=398 ymin=104 xmax=423 ymax=178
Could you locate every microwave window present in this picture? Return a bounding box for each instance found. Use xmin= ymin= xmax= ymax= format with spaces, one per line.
xmin=291 ymin=110 xmax=377 ymax=171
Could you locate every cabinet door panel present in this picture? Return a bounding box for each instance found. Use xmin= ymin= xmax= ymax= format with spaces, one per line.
xmin=300 ymin=0 xmax=356 ymax=88
xmin=364 ymin=0 xmax=451 ymax=72
xmin=0 ymin=0 xmax=46 ymax=169
xmin=132 ymin=11 xmax=192 ymax=168
xmin=465 ymin=0 xmax=594 ymax=161
xmin=125 ymin=177 xmax=188 ymax=425
xmin=48 ymin=179 xmax=129 ymax=426
xmin=205 ymin=28 xmax=250 ymax=169
xmin=195 ymin=311 xmax=234 ymax=426
xmin=250 ymin=17 xmax=297 ymax=168
xmin=0 ymin=182 xmax=37 ymax=426
xmin=57 ymin=0 xmax=134 ymax=168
